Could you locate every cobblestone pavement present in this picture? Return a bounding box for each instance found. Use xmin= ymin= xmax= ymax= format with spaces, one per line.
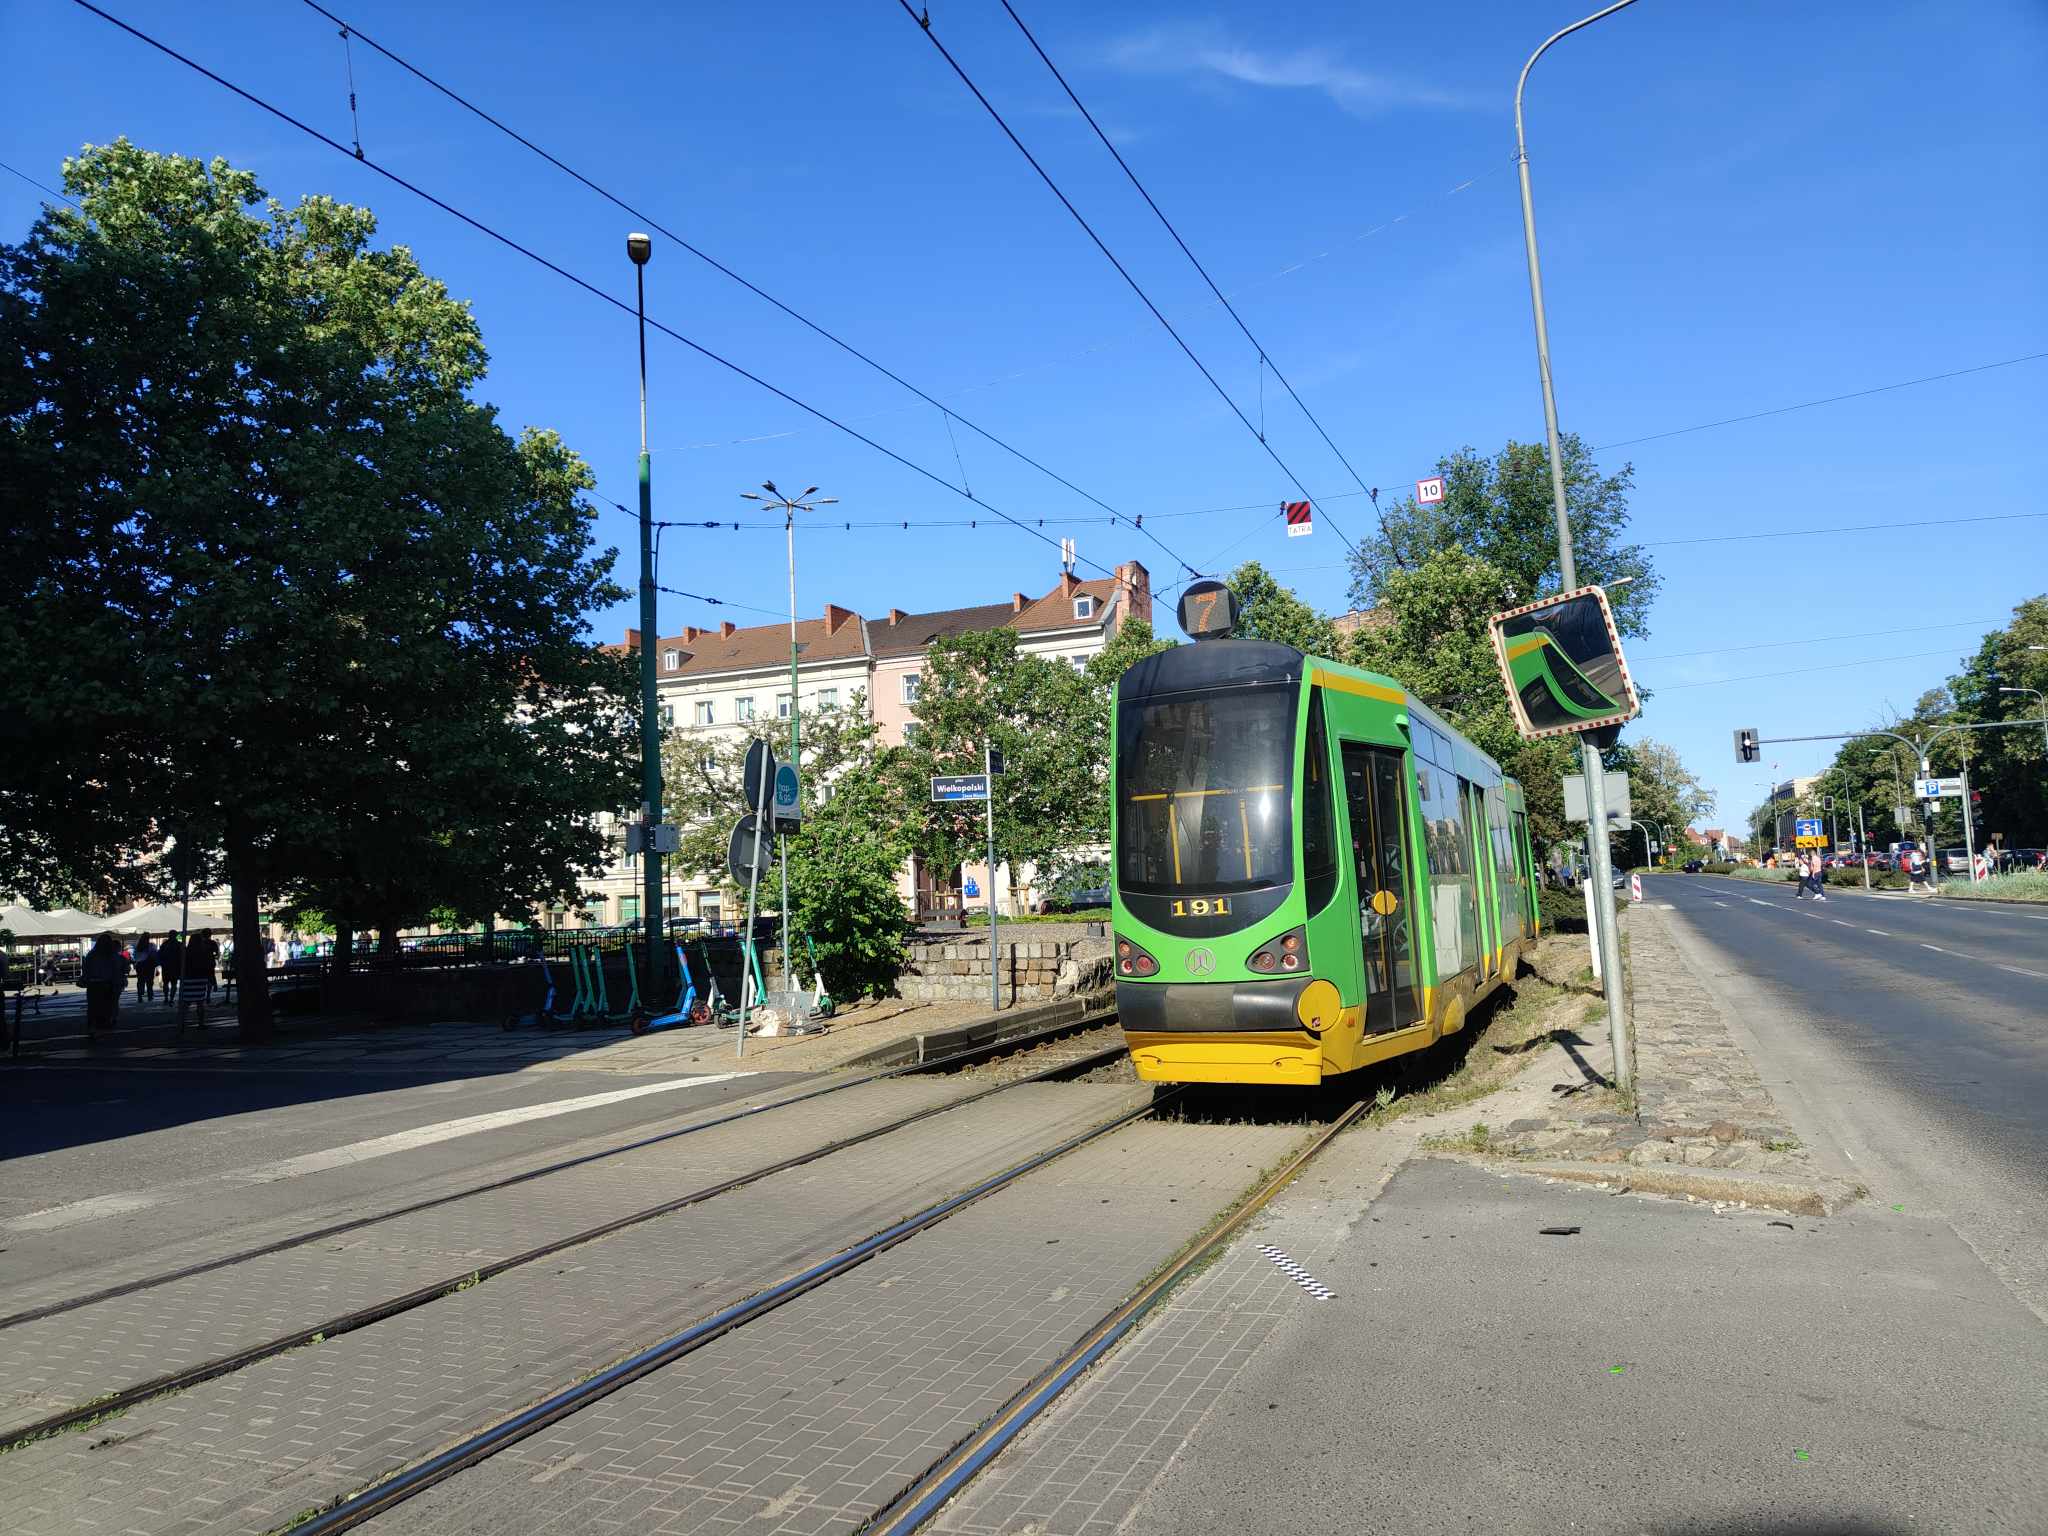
xmin=377 ymin=1119 xmax=1306 ymax=1536
xmin=0 ymin=1073 xmax=988 ymax=1430
xmin=1483 ymin=905 xmax=1820 ymax=1181
xmin=0 ymin=1082 xmax=1157 ymax=1536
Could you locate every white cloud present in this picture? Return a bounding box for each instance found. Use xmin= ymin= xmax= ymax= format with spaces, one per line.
xmin=1103 ymin=22 xmax=1473 ymax=116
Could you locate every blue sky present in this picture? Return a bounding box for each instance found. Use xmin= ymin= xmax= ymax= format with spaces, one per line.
xmin=6 ymin=0 xmax=2044 ymax=827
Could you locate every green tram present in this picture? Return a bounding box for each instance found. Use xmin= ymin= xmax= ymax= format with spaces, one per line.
xmin=1111 ymin=639 xmax=1541 ymax=1086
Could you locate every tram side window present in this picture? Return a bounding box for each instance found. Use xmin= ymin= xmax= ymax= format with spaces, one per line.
xmin=1491 ymin=791 xmax=1522 ymax=943
xmin=1512 ymin=810 xmax=1538 ymax=923
xmin=1419 ymin=765 xmax=1479 ymax=980
xmin=1301 ymin=690 xmax=1338 ymax=913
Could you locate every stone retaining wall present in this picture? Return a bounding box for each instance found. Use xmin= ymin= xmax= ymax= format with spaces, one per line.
xmin=896 ymin=935 xmax=1111 ymax=1006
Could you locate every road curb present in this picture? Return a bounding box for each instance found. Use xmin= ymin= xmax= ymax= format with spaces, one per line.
xmin=1443 ymin=1153 xmax=1856 ymax=1217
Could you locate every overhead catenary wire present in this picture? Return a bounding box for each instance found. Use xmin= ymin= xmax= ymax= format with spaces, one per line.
xmin=995 ymin=0 xmax=1397 ymax=562
xmin=897 ymin=0 xmax=1358 ymax=557
xmin=0 ymin=159 xmax=83 ymax=208
xmin=71 ymin=0 xmax=1166 ymax=616
xmin=293 ymin=1 xmax=1209 ymax=584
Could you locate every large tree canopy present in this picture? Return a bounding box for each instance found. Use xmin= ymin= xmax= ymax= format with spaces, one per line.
xmin=0 ymin=142 xmax=634 ymax=1036
xmin=1345 ymin=433 xmax=1659 ymax=637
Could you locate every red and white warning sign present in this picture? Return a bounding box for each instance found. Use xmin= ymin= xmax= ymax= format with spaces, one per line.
xmin=1284 ymin=500 xmax=1313 ymax=538
xmin=1415 ymin=476 xmax=1445 ymax=505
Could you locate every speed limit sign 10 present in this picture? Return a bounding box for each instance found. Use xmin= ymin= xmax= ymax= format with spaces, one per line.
xmin=1416 ymin=476 xmax=1445 ymax=504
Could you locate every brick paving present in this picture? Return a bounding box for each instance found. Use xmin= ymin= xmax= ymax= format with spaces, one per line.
xmin=0 ymin=1075 xmax=983 ymax=1431
xmin=373 ymin=1118 xmax=1305 ymax=1536
xmin=0 ymin=1082 xmax=1158 ymax=1536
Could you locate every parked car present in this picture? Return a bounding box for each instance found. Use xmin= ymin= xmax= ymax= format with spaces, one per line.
xmin=1682 ymin=858 xmax=1705 ymax=873
xmin=1941 ymin=847 xmax=1971 ymax=874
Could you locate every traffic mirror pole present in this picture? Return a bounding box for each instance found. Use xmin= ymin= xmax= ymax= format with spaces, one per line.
xmin=738 ymin=743 xmax=776 ymax=1060
xmin=1514 ymin=0 xmax=1642 ymax=1097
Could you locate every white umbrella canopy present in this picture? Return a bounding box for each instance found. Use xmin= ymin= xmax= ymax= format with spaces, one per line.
xmin=0 ymin=904 xmax=101 ymax=940
xmin=106 ymin=903 xmax=222 ymax=935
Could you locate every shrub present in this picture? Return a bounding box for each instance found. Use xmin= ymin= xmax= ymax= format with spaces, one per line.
xmin=1938 ymin=870 xmax=2048 ymax=903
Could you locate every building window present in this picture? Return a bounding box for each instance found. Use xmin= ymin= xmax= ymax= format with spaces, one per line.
xmin=663 ymin=649 xmax=680 ymax=669
xmin=777 ymin=693 xmax=793 ymax=720
xmin=1073 ymin=594 xmax=1094 ymax=620
xmin=818 ymin=688 xmax=838 ymax=710
xmin=619 ymin=896 xmax=639 ymax=924
xmin=902 ymin=673 xmax=921 ymax=704
xmin=659 ymin=704 xmax=675 ymax=728
xmin=737 ymin=696 xmax=756 ymax=721
xmin=694 ymin=700 xmax=714 ymax=726
xmin=1069 ymin=655 xmax=1087 ymax=672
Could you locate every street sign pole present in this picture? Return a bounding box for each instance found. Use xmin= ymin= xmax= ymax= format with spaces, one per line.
xmin=1856 ymin=803 xmax=1871 ymax=892
xmin=1959 ymin=766 xmax=1978 ymax=885
xmin=985 ymin=740 xmax=1000 ymax=1012
xmin=737 ymin=746 xmax=776 ymax=1059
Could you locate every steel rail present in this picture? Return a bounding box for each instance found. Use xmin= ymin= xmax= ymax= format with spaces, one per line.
xmin=0 ymin=1006 xmax=1118 ymax=1334
xmin=861 ymin=1096 xmax=1373 ymax=1535
xmin=286 ymin=1089 xmax=1171 ymax=1535
xmin=2 ymin=1033 xmax=1128 ymax=1446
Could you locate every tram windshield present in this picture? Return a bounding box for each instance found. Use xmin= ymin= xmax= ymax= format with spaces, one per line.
xmin=1117 ymin=686 xmax=1295 ymax=895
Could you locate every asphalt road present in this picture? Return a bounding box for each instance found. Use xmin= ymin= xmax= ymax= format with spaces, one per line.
xmin=1651 ymin=873 xmax=2048 ymax=1320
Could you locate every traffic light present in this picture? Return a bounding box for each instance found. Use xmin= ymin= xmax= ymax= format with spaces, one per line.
xmin=1734 ymin=727 xmax=1760 ymax=764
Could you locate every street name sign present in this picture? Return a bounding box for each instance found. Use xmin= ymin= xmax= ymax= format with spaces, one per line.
xmin=931 ymin=773 xmax=991 ymax=803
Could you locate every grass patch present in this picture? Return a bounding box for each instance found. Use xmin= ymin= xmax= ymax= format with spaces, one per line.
xmin=0 ymin=1393 xmax=129 ymax=1456
xmin=1422 ymin=1121 xmax=1496 ymax=1154
xmin=1937 ymin=871 xmax=2048 ymax=902
xmin=959 ymin=909 xmax=1108 ymax=926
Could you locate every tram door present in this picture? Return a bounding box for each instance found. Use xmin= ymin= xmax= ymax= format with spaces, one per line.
xmin=1341 ymin=744 xmax=1422 ymax=1036
xmin=1467 ymin=783 xmax=1499 ymax=980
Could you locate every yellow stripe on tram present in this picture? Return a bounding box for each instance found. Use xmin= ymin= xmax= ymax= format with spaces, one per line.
xmin=1309 ymin=667 xmax=1404 ymax=706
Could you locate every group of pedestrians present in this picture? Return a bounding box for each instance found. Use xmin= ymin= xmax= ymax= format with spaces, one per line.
xmin=78 ymin=928 xmax=221 ymax=1036
xmin=1791 ymin=850 xmax=1831 ymax=902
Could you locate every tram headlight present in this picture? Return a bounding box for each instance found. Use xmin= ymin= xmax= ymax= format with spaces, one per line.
xmin=1246 ymin=926 xmax=1308 ymax=974
xmin=1114 ymin=935 xmax=1159 ymax=977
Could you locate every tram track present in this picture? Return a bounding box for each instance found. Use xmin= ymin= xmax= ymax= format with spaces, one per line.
xmin=1 ymin=1016 xmax=1124 ymax=1447
xmin=278 ymin=1091 xmax=1370 ymax=1535
xmin=0 ymin=1007 xmax=1117 ymax=1336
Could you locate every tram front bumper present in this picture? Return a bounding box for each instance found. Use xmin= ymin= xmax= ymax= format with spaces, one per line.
xmin=1116 ymin=978 xmax=1323 ymax=1085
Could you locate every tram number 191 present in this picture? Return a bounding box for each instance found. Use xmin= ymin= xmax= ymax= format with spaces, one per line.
xmin=1168 ymin=897 xmax=1231 ymax=917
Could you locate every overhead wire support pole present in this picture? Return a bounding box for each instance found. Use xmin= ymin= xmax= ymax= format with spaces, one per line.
xmin=898 ymin=0 xmax=1354 ymax=556
xmin=628 ymin=231 xmax=664 ymax=1017
xmin=994 ymin=0 xmax=1394 ymax=561
xmin=1512 ymin=0 xmax=1642 ymax=1096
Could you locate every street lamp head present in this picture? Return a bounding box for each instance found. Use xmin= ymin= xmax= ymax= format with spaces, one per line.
xmin=626 ymin=232 xmax=652 ymax=265
xmin=739 ymin=492 xmax=763 ymax=502
xmin=799 ymin=486 xmax=819 ymax=499
xmin=761 ymin=480 xmax=780 ymax=497
xmin=813 ymin=497 xmax=839 ymax=506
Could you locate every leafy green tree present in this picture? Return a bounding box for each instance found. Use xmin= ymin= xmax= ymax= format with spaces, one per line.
xmin=0 ymin=143 xmax=633 ymax=1037
xmin=1607 ymin=739 xmax=1714 ymax=860
xmin=1225 ymin=562 xmax=1340 ymax=654
xmin=1345 ymin=433 xmax=1659 ymax=636
xmin=784 ymin=757 xmax=913 ymax=1001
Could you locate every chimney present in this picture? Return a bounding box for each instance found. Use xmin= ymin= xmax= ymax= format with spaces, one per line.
xmin=623 ymin=627 xmax=641 ymax=653
xmin=1058 ymin=571 xmax=1080 ymax=598
xmin=682 ymin=625 xmax=703 ymax=643
xmin=1011 ymin=592 xmax=1028 ymax=613
xmin=1114 ymin=560 xmax=1152 ymax=629
xmin=887 ymin=608 xmax=907 ymax=626
xmin=720 ymin=621 xmax=737 ymax=638
xmin=823 ymin=603 xmax=855 ymax=636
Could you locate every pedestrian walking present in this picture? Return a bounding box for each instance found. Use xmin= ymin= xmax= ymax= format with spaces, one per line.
xmin=158 ymin=931 xmax=184 ymax=1007
xmin=1793 ymin=850 xmax=1810 ymax=899
xmin=176 ymin=928 xmax=220 ymax=1030
xmin=132 ymin=934 xmax=159 ymax=1003
xmin=80 ymin=932 xmax=130 ymax=1036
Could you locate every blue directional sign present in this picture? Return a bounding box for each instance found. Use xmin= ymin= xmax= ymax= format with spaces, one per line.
xmin=930 ymin=773 xmax=991 ymax=802
xmin=1794 ymin=817 xmax=1825 ymax=849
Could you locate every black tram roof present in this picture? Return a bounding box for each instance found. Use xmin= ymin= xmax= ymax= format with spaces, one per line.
xmin=1117 ymin=639 xmax=1303 ymax=702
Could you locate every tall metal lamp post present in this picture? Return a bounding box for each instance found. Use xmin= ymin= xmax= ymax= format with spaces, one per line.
xmin=1514 ymin=0 xmax=1643 ymax=1095
xmin=740 ymin=481 xmax=838 ymax=1001
xmin=1998 ymin=686 xmax=2048 ymax=756
xmin=627 ymin=232 xmax=665 ymax=1008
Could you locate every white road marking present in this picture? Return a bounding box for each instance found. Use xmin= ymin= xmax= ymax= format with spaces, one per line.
xmin=1748 ymin=899 xmax=1772 ymax=907
xmin=1713 ymin=901 xmax=1730 ymax=908
xmin=1921 ymin=944 xmax=1945 ymax=953
xmin=2 ymin=1073 xmax=751 ymax=1232
xmin=1867 ymin=929 xmax=1889 ymax=936
xmin=1833 ymin=920 xmax=1853 ymax=927
xmin=1 ymin=1191 xmax=160 ymax=1234
xmin=1999 ymin=964 xmax=2048 ymax=981
xmin=227 ymin=1074 xmax=752 ymax=1184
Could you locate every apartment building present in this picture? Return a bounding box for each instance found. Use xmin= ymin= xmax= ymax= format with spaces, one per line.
xmin=577 ymin=559 xmax=1151 ymax=925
